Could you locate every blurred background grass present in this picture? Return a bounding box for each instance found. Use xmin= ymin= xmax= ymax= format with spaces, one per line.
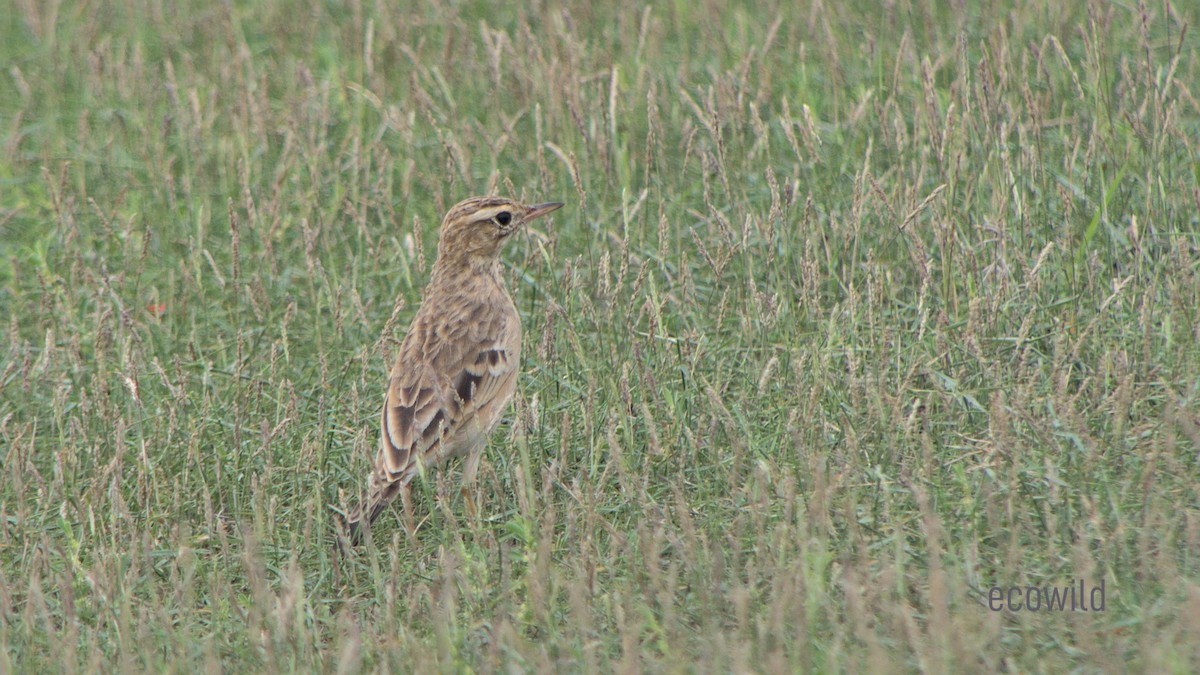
xmin=2 ymin=0 xmax=1199 ymax=671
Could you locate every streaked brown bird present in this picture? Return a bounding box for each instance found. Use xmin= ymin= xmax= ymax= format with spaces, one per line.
xmin=344 ymin=196 xmax=563 ymax=544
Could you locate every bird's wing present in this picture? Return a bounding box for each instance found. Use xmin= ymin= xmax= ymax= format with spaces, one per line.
xmin=344 ymin=299 xmax=520 ymax=536
xmin=376 ymin=308 xmax=519 ymax=484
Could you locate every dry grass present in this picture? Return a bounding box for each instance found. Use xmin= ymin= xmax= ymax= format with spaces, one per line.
xmin=2 ymin=0 xmax=1199 ymax=671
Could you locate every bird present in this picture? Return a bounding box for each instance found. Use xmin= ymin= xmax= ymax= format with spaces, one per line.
xmin=343 ymin=196 xmax=564 ymax=545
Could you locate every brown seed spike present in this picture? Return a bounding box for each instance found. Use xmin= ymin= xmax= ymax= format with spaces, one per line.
xmin=428 ymin=410 xmax=446 ymax=435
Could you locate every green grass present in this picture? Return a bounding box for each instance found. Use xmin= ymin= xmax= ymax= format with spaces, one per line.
xmin=3 ymin=0 xmax=1199 ymax=671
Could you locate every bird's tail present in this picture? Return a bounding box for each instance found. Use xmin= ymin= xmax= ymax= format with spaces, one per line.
xmin=341 ymin=478 xmax=405 ymax=547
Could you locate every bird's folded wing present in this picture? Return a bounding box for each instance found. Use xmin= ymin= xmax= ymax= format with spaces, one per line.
xmin=377 ymin=341 xmax=517 ymax=480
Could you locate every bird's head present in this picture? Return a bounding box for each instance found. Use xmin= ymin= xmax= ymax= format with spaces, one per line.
xmin=436 ymin=196 xmax=563 ymax=263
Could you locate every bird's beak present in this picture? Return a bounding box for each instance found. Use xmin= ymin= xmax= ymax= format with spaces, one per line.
xmin=525 ymin=202 xmax=564 ymax=221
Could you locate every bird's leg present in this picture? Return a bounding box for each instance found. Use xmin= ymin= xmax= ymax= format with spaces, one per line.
xmin=399 ymin=483 xmax=417 ymax=536
xmin=461 ymin=448 xmax=484 ymax=518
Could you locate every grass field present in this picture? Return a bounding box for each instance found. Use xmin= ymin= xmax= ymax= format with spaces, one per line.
xmin=3 ymin=0 xmax=1199 ymax=671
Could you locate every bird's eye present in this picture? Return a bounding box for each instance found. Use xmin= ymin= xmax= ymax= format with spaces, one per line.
xmin=495 ymin=211 xmax=512 ymax=226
